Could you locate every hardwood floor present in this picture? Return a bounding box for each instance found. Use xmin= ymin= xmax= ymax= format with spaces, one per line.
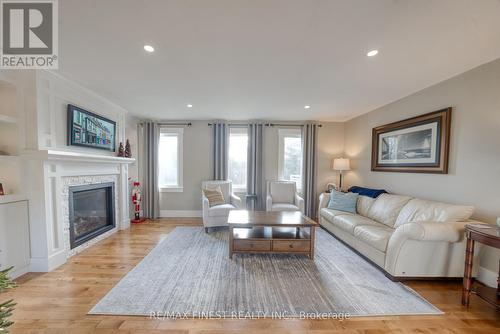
xmin=4 ymin=219 xmax=499 ymax=334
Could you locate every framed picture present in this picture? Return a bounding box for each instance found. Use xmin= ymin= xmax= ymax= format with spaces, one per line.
xmin=67 ymin=104 xmax=116 ymax=151
xmin=0 ymin=183 xmax=4 ymax=195
xmin=371 ymin=108 xmax=452 ymax=173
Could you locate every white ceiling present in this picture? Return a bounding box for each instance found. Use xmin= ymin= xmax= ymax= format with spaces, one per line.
xmin=59 ymin=0 xmax=500 ymax=121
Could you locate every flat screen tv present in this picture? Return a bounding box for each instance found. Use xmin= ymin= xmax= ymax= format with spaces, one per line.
xmin=67 ymin=104 xmax=116 ymax=151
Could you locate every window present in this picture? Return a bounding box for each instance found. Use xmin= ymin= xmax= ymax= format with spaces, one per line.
xmin=158 ymin=128 xmax=183 ymax=192
xmin=278 ymin=128 xmax=303 ymax=190
xmin=228 ymin=127 xmax=248 ymax=191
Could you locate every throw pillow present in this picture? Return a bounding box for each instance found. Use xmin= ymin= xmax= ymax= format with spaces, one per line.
xmin=203 ymin=187 xmax=225 ymax=207
xmin=327 ymin=190 xmax=359 ymax=214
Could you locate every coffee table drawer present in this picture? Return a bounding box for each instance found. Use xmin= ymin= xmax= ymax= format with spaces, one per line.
xmin=273 ymin=240 xmax=310 ymax=252
xmin=233 ymin=239 xmax=271 ymax=251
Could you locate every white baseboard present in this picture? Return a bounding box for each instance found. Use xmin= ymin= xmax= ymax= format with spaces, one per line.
xmin=160 ymin=210 xmax=202 ymax=218
xmin=477 ymin=266 xmax=497 ymax=288
xmin=29 ymin=249 xmax=67 ymax=272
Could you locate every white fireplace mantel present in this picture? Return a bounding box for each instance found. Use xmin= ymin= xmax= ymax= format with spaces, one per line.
xmin=23 ymin=149 xmax=135 ymax=273
xmin=22 ymin=149 xmax=136 ymax=164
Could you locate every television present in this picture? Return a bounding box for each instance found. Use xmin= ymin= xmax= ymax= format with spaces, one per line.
xmin=67 ymin=104 xmax=116 ymax=151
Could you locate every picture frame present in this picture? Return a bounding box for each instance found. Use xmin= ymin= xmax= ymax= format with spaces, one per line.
xmin=67 ymin=104 xmax=116 ymax=151
xmin=371 ymin=108 xmax=452 ymax=174
xmin=0 ymin=183 xmax=4 ymax=195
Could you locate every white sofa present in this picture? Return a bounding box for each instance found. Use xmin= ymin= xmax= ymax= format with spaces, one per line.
xmin=266 ymin=181 xmax=304 ymax=213
xmin=202 ymin=180 xmax=242 ymax=232
xmin=318 ymin=192 xmax=480 ymax=279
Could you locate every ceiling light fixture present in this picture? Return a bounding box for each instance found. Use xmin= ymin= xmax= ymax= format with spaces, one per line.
xmin=144 ymin=45 xmax=155 ymax=53
xmin=304 ymin=105 xmax=311 ymax=109
xmin=366 ymin=49 xmax=378 ymax=57
xmin=187 ymin=104 xmax=193 ymax=108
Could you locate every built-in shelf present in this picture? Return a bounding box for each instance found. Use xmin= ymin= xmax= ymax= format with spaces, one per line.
xmin=0 ymin=114 xmax=18 ymax=124
xmin=0 ymin=194 xmax=28 ymax=204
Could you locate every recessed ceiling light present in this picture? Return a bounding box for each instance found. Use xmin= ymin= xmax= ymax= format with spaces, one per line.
xmin=187 ymin=104 xmax=193 ymax=108
xmin=304 ymin=105 xmax=311 ymax=109
xmin=366 ymin=49 xmax=378 ymax=57
xmin=144 ymin=45 xmax=155 ymax=53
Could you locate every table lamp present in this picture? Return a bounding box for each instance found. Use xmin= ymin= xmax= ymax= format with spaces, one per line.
xmin=333 ymin=158 xmax=350 ymax=191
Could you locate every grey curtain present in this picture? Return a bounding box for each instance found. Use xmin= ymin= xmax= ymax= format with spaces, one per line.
xmin=212 ymin=122 xmax=228 ymax=180
xmin=302 ymin=123 xmax=318 ymax=218
xmin=247 ymin=123 xmax=265 ymax=210
xmin=141 ymin=122 xmax=160 ymax=219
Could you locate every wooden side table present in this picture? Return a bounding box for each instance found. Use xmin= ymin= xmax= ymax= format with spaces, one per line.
xmin=461 ymin=224 xmax=500 ymax=308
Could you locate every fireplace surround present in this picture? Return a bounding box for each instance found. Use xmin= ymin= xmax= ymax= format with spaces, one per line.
xmin=68 ymin=182 xmax=116 ymax=249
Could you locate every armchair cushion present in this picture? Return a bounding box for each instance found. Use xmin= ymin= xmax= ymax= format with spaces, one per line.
xmin=202 ymin=187 xmax=225 ymax=207
xmin=269 ymin=182 xmax=295 ymax=203
xmin=208 ymin=203 xmax=236 ymax=217
xmin=271 ymin=203 xmax=300 ymax=211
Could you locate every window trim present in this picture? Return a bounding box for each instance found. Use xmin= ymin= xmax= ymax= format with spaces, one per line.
xmin=277 ymin=128 xmax=303 ymax=191
xmin=228 ymin=126 xmax=249 ymax=193
xmin=158 ymin=127 xmax=184 ymax=192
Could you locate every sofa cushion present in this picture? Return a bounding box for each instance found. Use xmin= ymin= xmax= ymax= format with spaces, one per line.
xmin=327 ymin=190 xmax=358 ymax=213
xmin=357 ymin=195 xmax=376 ymax=217
xmin=271 ymin=203 xmax=300 ymax=211
xmin=333 ymin=214 xmax=379 ymax=234
xmin=270 ymin=182 xmax=295 ymax=203
xmin=208 ymin=203 xmax=236 ymax=217
xmin=365 ymin=194 xmax=412 ymax=227
xmin=394 ymin=198 xmax=474 ymax=228
xmin=353 ymin=225 xmax=393 ymax=252
xmin=320 ymin=208 xmax=353 ymax=222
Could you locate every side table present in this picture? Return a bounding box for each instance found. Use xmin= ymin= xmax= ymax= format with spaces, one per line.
xmin=461 ymin=224 xmax=500 ymax=308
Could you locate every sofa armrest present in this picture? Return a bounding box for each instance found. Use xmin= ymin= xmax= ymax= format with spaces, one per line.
xmin=230 ymin=193 xmax=242 ymax=209
xmin=266 ymin=195 xmax=273 ymax=211
xmin=392 ymin=221 xmax=466 ymax=243
xmin=295 ymin=193 xmax=304 ymax=213
xmin=318 ymin=193 xmax=330 ymax=211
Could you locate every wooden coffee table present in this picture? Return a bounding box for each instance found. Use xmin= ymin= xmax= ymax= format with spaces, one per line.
xmin=227 ymin=210 xmax=318 ymax=259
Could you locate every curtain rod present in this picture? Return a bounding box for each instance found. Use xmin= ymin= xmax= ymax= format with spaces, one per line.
xmin=265 ymin=123 xmax=322 ymax=127
xmin=207 ymin=123 xmax=322 ymax=127
xmin=140 ymin=122 xmax=192 ymax=126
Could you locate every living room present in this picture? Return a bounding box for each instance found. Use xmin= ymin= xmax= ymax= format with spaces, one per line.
xmin=0 ymin=0 xmax=499 ymax=333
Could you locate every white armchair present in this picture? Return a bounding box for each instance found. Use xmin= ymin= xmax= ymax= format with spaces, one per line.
xmin=266 ymin=181 xmax=304 ymax=213
xmin=202 ymin=180 xmax=242 ymax=232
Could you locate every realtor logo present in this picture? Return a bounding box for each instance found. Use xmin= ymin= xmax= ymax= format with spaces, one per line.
xmin=1 ymin=0 xmax=58 ymax=69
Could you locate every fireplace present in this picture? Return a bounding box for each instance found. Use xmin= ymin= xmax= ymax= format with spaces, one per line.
xmin=68 ymin=182 xmax=115 ymax=249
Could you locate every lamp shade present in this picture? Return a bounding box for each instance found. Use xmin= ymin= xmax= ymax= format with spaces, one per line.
xmin=333 ymin=158 xmax=350 ymax=171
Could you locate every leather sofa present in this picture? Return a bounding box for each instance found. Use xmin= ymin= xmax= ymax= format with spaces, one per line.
xmin=318 ymin=192 xmax=480 ymax=279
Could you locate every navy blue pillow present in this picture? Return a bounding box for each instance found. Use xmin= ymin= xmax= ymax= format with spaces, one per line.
xmin=348 ymin=186 xmax=387 ymax=198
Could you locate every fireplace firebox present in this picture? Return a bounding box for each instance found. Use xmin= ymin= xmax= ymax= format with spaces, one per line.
xmin=68 ymin=182 xmax=115 ymax=249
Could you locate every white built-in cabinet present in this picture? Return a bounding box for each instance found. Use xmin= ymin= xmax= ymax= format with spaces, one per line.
xmin=0 ymin=199 xmax=30 ymax=278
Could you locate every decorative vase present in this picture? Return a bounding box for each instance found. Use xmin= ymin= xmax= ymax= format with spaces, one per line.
xmin=117 ymin=142 xmax=124 ymax=157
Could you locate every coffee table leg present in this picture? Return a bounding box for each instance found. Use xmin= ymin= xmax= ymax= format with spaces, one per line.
xmin=229 ymin=225 xmax=234 ymax=259
xmin=462 ymin=236 xmax=474 ymax=306
xmin=310 ymin=226 xmax=316 ymax=260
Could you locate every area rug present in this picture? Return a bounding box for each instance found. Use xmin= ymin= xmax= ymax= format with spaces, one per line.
xmin=89 ymin=227 xmax=441 ymax=317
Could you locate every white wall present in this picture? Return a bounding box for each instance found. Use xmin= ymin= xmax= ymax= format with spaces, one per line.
xmin=35 ymin=71 xmax=128 ymax=155
xmin=344 ymin=58 xmax=500 ymax=281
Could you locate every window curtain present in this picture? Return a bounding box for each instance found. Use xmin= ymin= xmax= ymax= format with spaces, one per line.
xmin=302 ymin=123 xmax=318 ymax=218
xmin=141 ymin=122 xmax=160 ymax=219
xmin=247 ymin=123 xmax=265 ymax=210
xmin=212 ymin=122 xmax=228 ymax=180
